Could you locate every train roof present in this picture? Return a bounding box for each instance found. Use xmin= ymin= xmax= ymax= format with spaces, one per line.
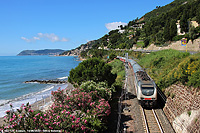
xmin=128 ymin=59 xmax=144 ymax=73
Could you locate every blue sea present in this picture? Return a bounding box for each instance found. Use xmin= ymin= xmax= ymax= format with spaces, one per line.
xmin=0 ymin=56 xmax=80 ymax=117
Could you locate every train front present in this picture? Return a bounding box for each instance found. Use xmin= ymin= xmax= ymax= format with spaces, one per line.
xmin=138 ymin=80 xmax=157 ymax=107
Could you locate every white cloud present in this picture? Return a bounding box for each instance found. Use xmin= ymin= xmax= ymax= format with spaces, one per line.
xmin=33 ymin=37 xmax=40 ymax=40
xmin=61 ymin=38 xmax=68 ymax=42
xmin=21 ymin=33 xmax=68 ymax=43
xmin=21 ymin=37 xmax=30 ymax=42
xmin=105 ymin=22 xmax=127 ymax=31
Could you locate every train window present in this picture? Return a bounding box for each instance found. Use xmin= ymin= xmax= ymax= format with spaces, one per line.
xmin=141 ymin=87 xmax=154 ymax=96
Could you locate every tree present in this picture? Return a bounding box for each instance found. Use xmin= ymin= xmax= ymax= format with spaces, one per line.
xmin=169 ymin=19 xmax=177 ymax=40
xmin=189 ymin=26 xmax=197 ymax=43
xmin=144 ymin=22 xmax=152 ymax=37
xmin=196 ymin=8 xmax=200 ymax=24
xmin=68 ymin=58 xmax=116 ymax=87
xmin=163 ymin=20 xmax=170 ymax=41
xmin=155 ymin=31 xmax=164 ymax=45
xmin=180 ymin=10 xmax=188 ymax=33
xmin=144 ymin=37 xmax=150 ymax=47
xmin=109 ymin=53 xmax=117 ymax=60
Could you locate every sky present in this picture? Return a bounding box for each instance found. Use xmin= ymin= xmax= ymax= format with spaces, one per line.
xmin=0 ymin=0 xmax=174 ymax=56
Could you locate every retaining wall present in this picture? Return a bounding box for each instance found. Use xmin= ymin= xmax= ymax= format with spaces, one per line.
xmin=163 ymin=83 xmax=200 ymax=133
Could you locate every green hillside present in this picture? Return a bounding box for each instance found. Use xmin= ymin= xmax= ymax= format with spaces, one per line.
xmin=61 ymin=0 xmax=200 ymax=57
xmin=138 ymin=49 xmax=200 ymax=90
xmin=18 ymin=49 xmax=65 ymax=55
xmin=142 ymin=0 xmax=194 ymax=21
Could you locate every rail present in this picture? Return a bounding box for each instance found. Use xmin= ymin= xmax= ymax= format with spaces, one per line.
xmin=142 ymin=108 xmax=164 ymax=133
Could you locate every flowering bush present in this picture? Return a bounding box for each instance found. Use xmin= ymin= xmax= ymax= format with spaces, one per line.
xmin=52 ymin=88 xmax=111 ymax=120
xmin=2 ymin=103 xmax=38 ymax=130
xmin=1 ymin=83 xmax=111 ymax=132
xmin=80 ymin=81 xmax=113 ymax=101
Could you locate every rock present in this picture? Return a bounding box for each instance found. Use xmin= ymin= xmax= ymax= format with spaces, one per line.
xmin=24 ymin=79 xmax=67 ymax=84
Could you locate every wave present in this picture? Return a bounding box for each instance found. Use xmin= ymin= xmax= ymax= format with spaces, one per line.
xmin=57 ymin=76 xmax=68 ymax=80
xmin=0 ymin=84 xmax=68 ymax=118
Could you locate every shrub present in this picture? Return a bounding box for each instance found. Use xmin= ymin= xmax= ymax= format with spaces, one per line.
xmin=80 ymin=81 xmax=112 ymax=101
xmin=187 ymin=69 xmax=200 ymax=88
xmin=1 ymin=87 xmax=111 ymax=132
xmin=68 ymin=58 xmax=116 ymax=87
xmin=187 ymin=111 xmax=192 ymax=116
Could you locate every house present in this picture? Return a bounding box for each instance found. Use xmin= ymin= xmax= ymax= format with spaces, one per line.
xmin=176 ymin=20 xmax=199 ymax=35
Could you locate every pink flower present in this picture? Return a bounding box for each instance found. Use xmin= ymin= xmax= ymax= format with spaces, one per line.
xmin=44 ymin=114 xmax=47 ymax=117
xmin=81 ymin=125 xmax=85 ymax=130
xmin=72 ymin=125 xmax=74 ymax=128
xmin=49 ymin=126 xmax=53 ymax=129
xmin=35 ymin=113 xmax=40 ymax=116
xmin=13 ymin=114 xmax=16 ymax=118
xmin=57 ymin=115 xmax=60 ymax=119
xmin=44 ymin=118 xmax=48 ymax=121
xmin=84 ymin=120 xmax=87 ymax=124
xmin=45 ymin=123 xmax=49 ymax=125
xmin=66 ymin=111 xmax=70 ymax=115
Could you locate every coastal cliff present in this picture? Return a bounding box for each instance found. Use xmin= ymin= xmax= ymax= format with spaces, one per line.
xmin=17 ymin=49 xmax=65 ymax=56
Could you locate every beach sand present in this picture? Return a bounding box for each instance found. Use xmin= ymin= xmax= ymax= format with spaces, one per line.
xmin=0 ymin=83 xmax=75 ymax=126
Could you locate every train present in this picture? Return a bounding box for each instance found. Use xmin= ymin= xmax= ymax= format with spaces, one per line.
xmin=118 ymin=56 xmax=157 ymax=107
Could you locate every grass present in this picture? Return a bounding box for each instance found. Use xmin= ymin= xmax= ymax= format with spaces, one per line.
xmin=138 ymin=49 xmax=200 ymax=90
xmin=136 ymin=41 xmax=144 ymax=48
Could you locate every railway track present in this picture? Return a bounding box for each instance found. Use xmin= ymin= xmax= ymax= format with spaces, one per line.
xmin=141 ymin=107 xmax=164 ymax=133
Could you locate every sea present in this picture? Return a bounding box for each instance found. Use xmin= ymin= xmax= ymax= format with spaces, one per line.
xmin=0 ymin=55 xmax=80 ymax=117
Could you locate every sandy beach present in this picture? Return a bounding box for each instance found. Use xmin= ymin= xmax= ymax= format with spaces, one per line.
xmin=0 ymin=83 xmax=75 ymax=126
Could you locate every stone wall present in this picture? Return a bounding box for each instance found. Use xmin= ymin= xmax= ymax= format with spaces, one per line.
xmin=163 ymin=83 xmax=200 ymax=133
xmin=144 ymin=38 xmax=200 ymax=52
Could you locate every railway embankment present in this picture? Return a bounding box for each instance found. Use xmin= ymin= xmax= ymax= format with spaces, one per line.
xmin=163 ymin=82 xmax=200 ymax=133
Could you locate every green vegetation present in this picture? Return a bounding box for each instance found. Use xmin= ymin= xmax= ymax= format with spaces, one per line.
xmin=80 ymin=81 xmax=112 ymax=101
xmin=18 ymin=49 xmax=65 ymax=55
xmin=143 ymin=0 xmax=194 ymax=21
xmin=187 ymin=110 xmax=192 ymax=116
xmin=138 ymin=49 xmax=200 ymax=90
xmin=109 ymin=59 xmax=125 ymax=91
xmin=79 ymin=49 xmax=145 ymax=61
xmin=171 ymin=93 xmax=176 ymax=99
xmin=2 ymin=57 xmax=125 ymax=132
xmin=60 ymin=0 xmax=200 ymax=58
xmin=1 ymin=82 xmax=111 ymax=132
xmin=68 ymin=58 xmax=116 ymax=87
xmin=143 ymin=0 xmax=200 ymax=46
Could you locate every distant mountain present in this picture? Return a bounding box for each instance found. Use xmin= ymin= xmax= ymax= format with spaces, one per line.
xmin=17 ymin=49 xmax=65 ymax=56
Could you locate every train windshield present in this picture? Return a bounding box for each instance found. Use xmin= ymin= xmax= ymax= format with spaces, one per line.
xmin=141 ymin=85 xmax=154 ymax=96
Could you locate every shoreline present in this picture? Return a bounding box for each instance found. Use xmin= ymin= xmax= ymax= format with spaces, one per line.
xmin=0 ymin=83 xmax=75 ymax=126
